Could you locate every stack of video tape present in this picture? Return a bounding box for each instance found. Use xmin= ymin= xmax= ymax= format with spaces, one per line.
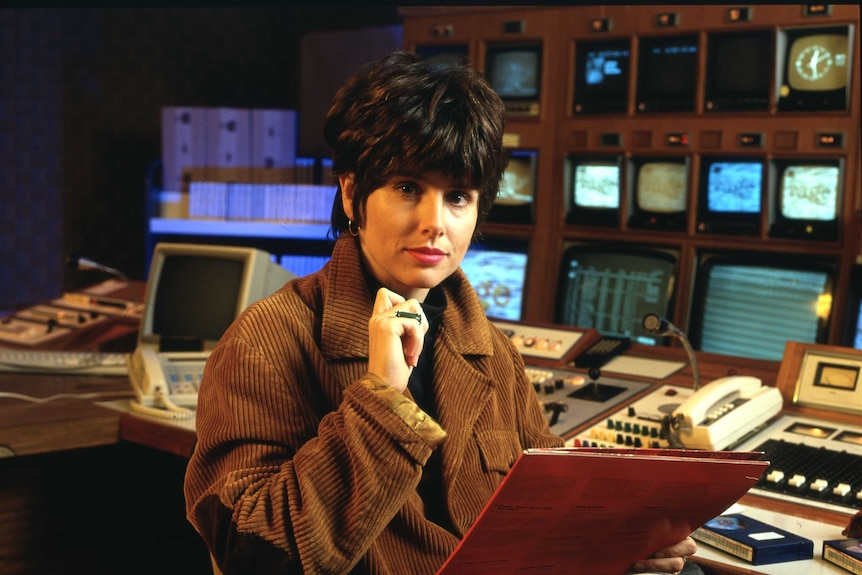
xmin=692 ymin=514 xmax=814 ymax=565
xmin=823 ymin=539 xmax=862 ymax=574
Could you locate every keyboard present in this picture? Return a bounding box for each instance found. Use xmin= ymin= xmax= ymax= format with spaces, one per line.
xmin=0 ymin=348 xmax=129 ymax=376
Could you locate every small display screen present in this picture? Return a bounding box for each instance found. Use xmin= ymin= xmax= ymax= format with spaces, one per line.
xmin=693 ymin=257 xmax=833 ymax=360
xmin=637 ymin=35 xmax=698 ymax=112
xmin=706 ymin=161 xmax=763 ymax=213
xmin=778 ymin=26 xmax=851 ymax=111
xmin=786 ymin=33 xmax=850 ymax=92
xmin=705 ymin=30 xmax=771 ymax=111
xmin=637 ymin=161 xmax=687 ymax=213
xmin=855 ymin=306 xmax=862 ymax=349
xmin=574 ymin=39 xmax=630 ymax=113
xmin=416 ymin=44 xmax=470 ymax=66
xmin=487 ymin=46 xmax=540 ymax=98
xmin=780 ymin=164 xmax=840 ymax=220
xmin=153 ymin=256 xmax=243 ymax=343
xmin=460 ymin=243 xmax=528 ymax=321
xmin=555 ymin=245 xmax=677 ymax=344
xmin=574 ymin=162 xmax=620 ymax=209
xmin=497 ymin=151 xmax=536 ymax=206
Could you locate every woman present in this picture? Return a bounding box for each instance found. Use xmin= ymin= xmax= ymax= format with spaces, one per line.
xmin=184 ymin=50 xmax=696 ymax=575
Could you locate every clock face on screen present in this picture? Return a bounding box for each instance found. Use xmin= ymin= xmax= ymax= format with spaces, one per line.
xmin=786 ymin=32 xmax=848 ymax=90
xmin=795 ymin=45 xmax=833 ymax=81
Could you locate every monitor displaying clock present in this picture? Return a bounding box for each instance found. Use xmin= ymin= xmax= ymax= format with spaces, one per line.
xmin=777 ymin=25 xmax=852 ymax=111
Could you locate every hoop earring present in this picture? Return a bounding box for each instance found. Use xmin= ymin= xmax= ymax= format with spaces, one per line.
xmin=347 ymin=219 xmax=360 ymax=237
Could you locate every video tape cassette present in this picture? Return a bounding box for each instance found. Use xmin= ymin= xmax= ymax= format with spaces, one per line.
xmin=692 ymin=514 xmax=814 ymax=565
xmin=823 ymin=539 xmax=862 ymax=574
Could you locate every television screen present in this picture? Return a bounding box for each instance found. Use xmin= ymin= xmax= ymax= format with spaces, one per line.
xmin=573 ymin=38 xmax=631 ymax=114
xmin=486 ymin=149 xmax=536 ymax=224
xmin=565 ymin=155 xmax=621 ymax=227
xmin=460 ymin=240 xmax=529 ymax=321
xmin=777 ymin=25 xmax=851 ymax=111
xmin=554 ymin=243 xmax=677 ymax=345
xmin=690 ymin=252 xmax=835 ymax=361
xmin=844 ymin=266 xmax=862 ymax=350
xmin=636 ymin=34 xmax=698 ymax=112
xmin=485 ymin=42 xmax=542 ymax=116
xmin=769 ymin=159 xmax=842 ymax=240
xmin=696 ymin=157 xmax=763 ymax=235
xmin=705 ymin=30 xmax=772 ymax=111
xmin=628 ymin=157 xmax=689 ymax=231
xmin=415 ymin=44 xmax=470 ymax=66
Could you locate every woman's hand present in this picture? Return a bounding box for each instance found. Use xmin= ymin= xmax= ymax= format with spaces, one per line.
xmin=367 ymin=287 xmax=428 ymax=392
xmin=629 ymin=536 xmax=697 ymax=574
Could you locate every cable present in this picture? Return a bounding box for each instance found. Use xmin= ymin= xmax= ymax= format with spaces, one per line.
xmin=0 ymin=390 xmax=134 ymax=403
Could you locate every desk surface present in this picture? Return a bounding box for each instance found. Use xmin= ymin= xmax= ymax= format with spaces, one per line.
xmin=0 ymin=372 xmax=132 ymax=457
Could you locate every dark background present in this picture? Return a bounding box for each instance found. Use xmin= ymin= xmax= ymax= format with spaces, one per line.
xmin=1 ymin=6 xmax=401 ymax=309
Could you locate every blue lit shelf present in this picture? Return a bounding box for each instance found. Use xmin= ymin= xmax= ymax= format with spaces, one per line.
xmin=149 ymin=218 xmax=331 ymax=240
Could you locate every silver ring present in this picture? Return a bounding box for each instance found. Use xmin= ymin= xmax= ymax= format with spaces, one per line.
xmin=394 ymin=310 xmax=422 ymax=324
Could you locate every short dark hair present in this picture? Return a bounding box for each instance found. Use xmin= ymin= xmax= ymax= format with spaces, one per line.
xmin=324 ymin=50 xmax=508 ymax=238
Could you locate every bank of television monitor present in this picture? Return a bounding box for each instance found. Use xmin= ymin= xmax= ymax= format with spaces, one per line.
xmin=689 ymin=251 xmax=835 ymax=361
xmin=636 ymin=34 xmax=698 ymax=112
xmin=573 ymin=38 xmax=631 ymax=114
xmin=627 ymin=156 xmax=689 ymax=231
xmin=843 ymin=265 xmax=862 ymax=349
xmin=484 ymin=41 xmax=542 ymax=116
xmin=777 ymin=25 xmax=853 ymax=111
xmin=696 ymin=156 xmax=764 ymax=236
xmin=140 ymin=243 xmax=295 ymax=352
xmin=565 ymin=154 xmax=622 ymax=227
xmin=705 ymin=30 xmax=772 ymax=111
xmin=769 ymin=158 xmax=842 ymax=241
xmin=415 ymin=43 xmax=470 ymax=66
xmin=554 ymin=243 xmax=678 ymax=345
xmin=460 ymin=238 xmax=529 ymax=321
xmin=487 ymin=149 xmax=537 ymax=224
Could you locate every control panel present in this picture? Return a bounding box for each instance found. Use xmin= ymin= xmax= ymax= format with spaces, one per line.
xmin=526 ymin=365 xmax=652 ymax=439
xmin=568 ymin=384 xmax=695 ymax=448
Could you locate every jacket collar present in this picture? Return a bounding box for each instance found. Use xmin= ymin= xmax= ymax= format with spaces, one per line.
xmin=320 ymin=236 xmax=494 ymax=362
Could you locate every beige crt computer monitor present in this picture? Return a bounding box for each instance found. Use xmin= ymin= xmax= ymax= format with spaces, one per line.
xmin=138 ymin=242 xmax=296 ymax=353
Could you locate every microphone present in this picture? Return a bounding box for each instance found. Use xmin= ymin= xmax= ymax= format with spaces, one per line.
xmin=643 ymin=313 xmax=702 ymax=449
xmin=67 ymin=254 xmax=137 ymax=301
xmin=642 ymin=313 xmax=701 ymax=392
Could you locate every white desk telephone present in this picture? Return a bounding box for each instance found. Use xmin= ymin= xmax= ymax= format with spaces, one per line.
xmin=127 ymin=347 xmax=210 ymax=420
xmin=670 ymin=375 xmax=784 ymax=451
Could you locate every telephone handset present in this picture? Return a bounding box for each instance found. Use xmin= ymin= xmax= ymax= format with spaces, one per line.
xmin=671 ymin=375 xmax=783 ymax=451
xmin=127 ymin=347 xmax=209 ymax=420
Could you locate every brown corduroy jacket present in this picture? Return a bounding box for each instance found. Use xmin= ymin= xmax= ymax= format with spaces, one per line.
xmin=184 ymin=236 xmax=563 ymax=575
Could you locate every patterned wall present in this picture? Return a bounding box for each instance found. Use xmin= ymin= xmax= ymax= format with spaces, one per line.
xmin=0 ymin=7 xmax=399 ymax=311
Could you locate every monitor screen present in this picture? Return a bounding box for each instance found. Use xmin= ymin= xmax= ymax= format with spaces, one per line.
xmin=554 ymin=243 xmax=677 ymax=344
xmin=705 ymin=30 xmax=772 ymax=111
xmin=485 ymin=42 xmax=542 ymax=116
xmin=415 ymin=44 xmax=470 ymax=66
xmin=696 ymin=157 xmax=763 ymax=235
xmin=140 ymin=243 xmax=295 ymax=352
xmin=573 ymin=38 xmax=631 ymax=114
xmin=844 ymin=266 xmax=862 ymax=349
xmin=460 ymin=239 xmax=529 ymax=321
xmin=565 ymin=155 xmax=621 ymax=227
xmin=487 ymin=149 xmax=537 ymax=224
xmin=777 ymin=25 xmax=852 ymax=111
xmin=769 ymin=159 xmax=842 ymax=240
xmin=636 ymin=34 xmax=698 ymax=112
xmin=690 ymin=252 xmax=835 ymax=361
xmin=628 ymin=157 xmax=689 ymax=231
